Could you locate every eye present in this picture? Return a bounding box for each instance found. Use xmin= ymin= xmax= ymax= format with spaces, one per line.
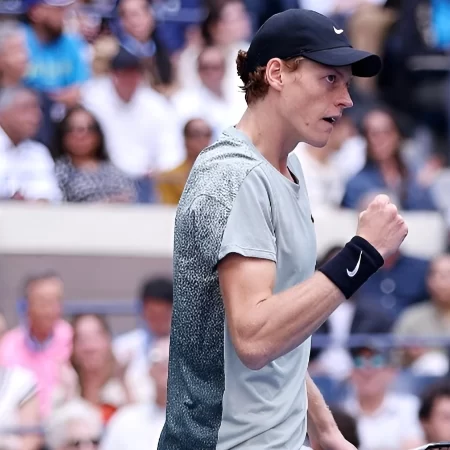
xmin=326 ymin=75 xmax=336 ymax=84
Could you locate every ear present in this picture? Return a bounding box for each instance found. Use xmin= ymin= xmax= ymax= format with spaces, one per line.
xmin=265 ymin=58 xmax=284 ymax=92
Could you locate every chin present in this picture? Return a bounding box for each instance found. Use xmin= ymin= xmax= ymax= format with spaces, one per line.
xmin=303 ymin=135 xmax=330 ymax=148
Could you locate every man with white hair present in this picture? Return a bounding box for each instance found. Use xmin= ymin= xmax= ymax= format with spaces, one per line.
xmin=0 ymin=86 xmax=61 ymax=201
xmin=45 ymin=399 xmax=103 ymax=450
xmin=0 ymin=20 xmax=28 ymax=88
xmin=100 ymin=337 xmax=169 ymax=450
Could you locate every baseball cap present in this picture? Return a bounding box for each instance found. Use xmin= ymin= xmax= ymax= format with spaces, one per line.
xmin=245 ymin=9 xmax=382 ymax=78
xmin=110 ymin=46 xmax=142 ymax=71
xmin=24 ymin=0 xmax=75 ymax=9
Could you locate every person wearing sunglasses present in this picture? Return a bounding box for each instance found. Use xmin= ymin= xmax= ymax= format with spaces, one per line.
xmin=45 ymin=399 xmax=103 ymax=450
xmin=342 ymin=344 xmax=424 ymax=450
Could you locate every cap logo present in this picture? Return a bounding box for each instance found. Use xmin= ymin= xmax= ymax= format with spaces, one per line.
xmin=333 ymin=26 xmax=344 ymax=35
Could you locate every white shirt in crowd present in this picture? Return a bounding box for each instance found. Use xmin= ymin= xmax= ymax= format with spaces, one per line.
xmin=317 ymin=301 xmax=356 ymax=380
xmin=0 ymin=366 xmax=38 ymax=450
xmin=343 ymin=393 xmax=424 ymax=450
xmin=293 ymin=143 xmax=345 ymax=212
xmin=300 ymin=0 xmax=386 ymax=16
xmin=171 ymin=85 xmax=246 ymax=140
xmin=81 ymin=77 xmax=185 ymax=178
xmin=113 ymin=329 xmax=155 ymax=403
xmin=0 ymin=127 xmax=62 ymax=201
xmin=100 ymin=403 xmax=166 ymax=450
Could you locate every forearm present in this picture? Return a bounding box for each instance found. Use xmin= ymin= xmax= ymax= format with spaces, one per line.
xmin=241 ymin=272 xmax=344 ymax=367
xmin=306 ymin=373 xmax=339 ymax=442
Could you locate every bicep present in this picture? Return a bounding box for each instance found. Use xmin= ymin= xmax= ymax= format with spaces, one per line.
xmin=218 ymin=253 xmax=276 ymax=341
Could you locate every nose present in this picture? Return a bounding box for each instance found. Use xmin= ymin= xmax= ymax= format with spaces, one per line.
xmin=338 ymin=86 xmax=353 ymax=109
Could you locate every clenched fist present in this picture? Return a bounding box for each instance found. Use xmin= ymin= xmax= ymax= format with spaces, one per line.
xmin=356 ymin=194 xmax=408 ymax=260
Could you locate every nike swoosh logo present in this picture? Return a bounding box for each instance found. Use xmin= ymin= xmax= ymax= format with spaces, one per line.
xmin=347 ymin=251 xmax=362 ymax=277
xmin=333 ymin=26 xmax=344 ymax=34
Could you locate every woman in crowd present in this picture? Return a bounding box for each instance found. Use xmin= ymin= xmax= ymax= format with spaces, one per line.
xmin=0 ymin=365 xmax=41 ymax=450
xmin=52 ymin=106 xmax=137 ymax=203
xmin=342 ymin=107 xmax=438 ymax=211
xmin=54 ymin=314 xmax=137 ymax=425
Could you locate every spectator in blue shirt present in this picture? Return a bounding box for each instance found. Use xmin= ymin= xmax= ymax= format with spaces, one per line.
xmin=22 ymin=0 xmax=90 ymax=107
xmin=342 ymin=107 xmax=437 ymax=211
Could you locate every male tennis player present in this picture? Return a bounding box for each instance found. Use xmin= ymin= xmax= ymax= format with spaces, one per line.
xmin=158 ymin=9 xmax=408 ymax=450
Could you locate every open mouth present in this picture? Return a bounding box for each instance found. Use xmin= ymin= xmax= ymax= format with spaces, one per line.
xmin=323 ymin=117 xmax=337 ymax=125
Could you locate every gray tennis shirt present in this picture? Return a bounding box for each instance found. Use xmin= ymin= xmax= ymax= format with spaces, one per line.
xmin=158 ymin=126 xmax=317 ymax=450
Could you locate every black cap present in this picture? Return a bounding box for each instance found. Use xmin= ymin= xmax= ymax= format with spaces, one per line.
xmin=245 ymin=9 xmax=382 ymax=78
xmin=111 ymin=46 xmax=142 ymax=71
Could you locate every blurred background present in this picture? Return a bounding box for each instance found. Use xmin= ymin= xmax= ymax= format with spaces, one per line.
xmin=1 ymin=0 xmax=450 ymax=449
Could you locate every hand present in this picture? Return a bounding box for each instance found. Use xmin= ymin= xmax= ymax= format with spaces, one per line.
xmin=356 ymin=194 xmax=408 ymax=260
xmin=312 ymin=430 xmax=358 ymax=450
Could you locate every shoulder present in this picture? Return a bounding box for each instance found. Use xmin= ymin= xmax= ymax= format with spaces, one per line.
xmin=182 ymin=130 xmax=268 ymax=209
xmin=105 ymin=403 xmax=148 ymax=433
xmin=0 ymin=366 xmax=38 ymax=404
xmin=0 ymin=326 xmax=24 ymax=348
xmin=395 ymin=302 xmax=434 ymax=328
xmin=57 ymin=33 xmax=86 ymax=53
xmin=386 ymin=393 xmax=421 ymax=413
xmin=22 ymin=140 xmax=53 ymax=160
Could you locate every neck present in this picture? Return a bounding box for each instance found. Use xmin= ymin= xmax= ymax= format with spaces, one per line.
xmin=205 ymin=84 xmax=223 ymax=98
xmin=436 ymin=300 xmax=450 ymax=315
xmin=305 ymin=144 xmax=333 ymax=164
xmin=70 ymin=155 xmax=98 ymax=169
xmin=358 ymin=393 xmax=385 ymax=414
xmin=33 ymin=25 xmax=52 ymax=43
xmin=1 ymin=74 xmax=22 ymax=88
xmin=29 ymin=325 xmax=52 ymax=343
xmin=236 ymin=104 xmax=298 ymax=173
xmin=1 ymin=125 xmax=21 ymax=146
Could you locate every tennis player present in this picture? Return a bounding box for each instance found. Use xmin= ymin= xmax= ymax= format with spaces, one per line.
xmin=158 ymin=9 xmax=408 ymax=450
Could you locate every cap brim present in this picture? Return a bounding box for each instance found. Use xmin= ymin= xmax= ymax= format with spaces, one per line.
xmin=305 ymin=47 xmax=382 ymax=78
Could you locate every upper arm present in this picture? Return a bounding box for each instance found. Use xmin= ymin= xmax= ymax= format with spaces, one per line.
xmin=216 ymin=168 xmax=277 ymax=347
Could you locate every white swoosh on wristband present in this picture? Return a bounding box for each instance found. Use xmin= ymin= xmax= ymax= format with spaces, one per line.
xmin=347 ymin=251 xmax=362 ymax=277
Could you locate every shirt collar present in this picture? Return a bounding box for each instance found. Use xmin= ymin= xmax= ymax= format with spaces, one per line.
xmin=0 ymin=127 xmax=15 ymax=151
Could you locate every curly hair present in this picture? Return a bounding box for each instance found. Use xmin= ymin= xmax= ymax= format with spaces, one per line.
xmin=236 ymin=50 xmax=303 ymax=105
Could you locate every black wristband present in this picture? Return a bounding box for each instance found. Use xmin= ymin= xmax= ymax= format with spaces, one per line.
xmin=318 ymin=236 xmax=384 ymax=299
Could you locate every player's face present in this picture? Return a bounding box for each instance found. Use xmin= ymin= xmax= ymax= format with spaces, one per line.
xmin=279 ymin=59 xmax=353 ymax=148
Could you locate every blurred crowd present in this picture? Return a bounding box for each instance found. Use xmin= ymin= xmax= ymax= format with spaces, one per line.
xmin=1 ymin=0 xmax=450 ymax=448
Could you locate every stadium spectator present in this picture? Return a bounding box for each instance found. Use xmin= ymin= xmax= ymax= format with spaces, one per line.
xmin=115 ymin=0 xmax=173 ymax=92
xmin=309 ymin=406 xmax=360 ymax=449
xmin=0 ymin=86 xmax=62 ymax=202
xmin=22 ymin=0 xmax=90 ymax=104
xmin=394 ymin=253 xmax=450 ymax=375
xmin=419 ymin=380 xmax=450 ymax=444
xmin=54 ymin=314 xmax=138 ymax=424
xmin=100 ymin=337 xmax=169 ymax=450
xmin=0 ymin=271 xmax=72 ymax=418
xmin=52 ymin=105 xmax=137 ymax=203
xmin=171 ymin=45 xmax=245 ymax=139
xmin=177 ymin=0 xmax=251 ymax=102
xmin=156 ymin=118 xmax=212 ymax=205
xmin=342 ymin=343 xmax=424 ymax=450
xmin=45 ymin=399 xmax=103 ymax=450
xmin=0 ymin=365 xmax=41 ymax=450
xmin=342 ymin=107 xmax=438 ymax=211
xmin=356 ymin=248 xmax=430 ymax=325
xmin=0 ymin=20 xmax=29 ymax=88
xmin=114 ymin=277 xmax=172 ymax=403
xmin=81 ymin=46 xmax=184 ymax=202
